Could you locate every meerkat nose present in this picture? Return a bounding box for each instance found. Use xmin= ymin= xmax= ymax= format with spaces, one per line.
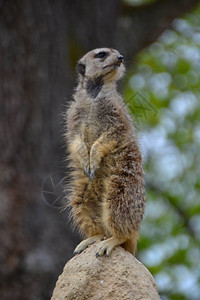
xmin=118 ymin=55 xmax=124 ymax=62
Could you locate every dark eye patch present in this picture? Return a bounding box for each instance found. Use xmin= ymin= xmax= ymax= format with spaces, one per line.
xmin=94 ymin=51 xmax=108 ymax=59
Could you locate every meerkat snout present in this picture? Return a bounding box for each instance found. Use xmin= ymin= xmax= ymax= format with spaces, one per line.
xmin=118 ymin=55 xmax=124 ymax=62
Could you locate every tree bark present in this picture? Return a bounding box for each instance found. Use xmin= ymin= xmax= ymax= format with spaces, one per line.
xmin=117 ymin=0 xmax=200 ymax=59
xmin=0 ymin=0 xmax=198 ymax=299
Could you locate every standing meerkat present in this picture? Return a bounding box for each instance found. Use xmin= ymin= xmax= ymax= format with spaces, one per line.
xmin=65 ymin=48 xmax=145 ymax=257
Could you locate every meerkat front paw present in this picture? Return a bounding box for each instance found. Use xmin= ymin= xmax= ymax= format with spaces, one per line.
xmin=89 ymin=163 xmax=99 ymax=181
xmin=82 ymin=160 xmax=97 ymax=180
xmin=81 ymin=161 xmax=90 ymax=177
xmin=76 ymin=144 xmax=90 ymax=177
xmin=71 ymin=136 xmax=91 ymax=177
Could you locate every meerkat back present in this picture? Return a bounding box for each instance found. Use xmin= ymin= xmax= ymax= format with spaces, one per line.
xmin=65 ymin=48 xmax=145 ymax=257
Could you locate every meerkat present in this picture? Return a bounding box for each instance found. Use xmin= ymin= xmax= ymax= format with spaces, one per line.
xmin=65 ymin=48 xmax=145 ymax=257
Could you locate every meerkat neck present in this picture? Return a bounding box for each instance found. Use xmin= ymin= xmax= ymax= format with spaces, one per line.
xmin=77 ymin=77 xmax=117 ymax=99
xmin=101 ymin=81 xmax=117 ymax=95
xmin=76 ymin=76 xmax=118 ymax=101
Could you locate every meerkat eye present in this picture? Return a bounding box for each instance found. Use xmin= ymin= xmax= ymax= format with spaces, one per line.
xmin=94 ymin=51 xmax=108 ymax=59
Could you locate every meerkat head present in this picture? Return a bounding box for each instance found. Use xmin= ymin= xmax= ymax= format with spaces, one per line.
xmin=76 ymin=48 xmax=125 ymax=83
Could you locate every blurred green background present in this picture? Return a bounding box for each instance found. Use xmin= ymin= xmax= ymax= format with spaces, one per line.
xmin=125 ymin=4 xmax=200 ymax=299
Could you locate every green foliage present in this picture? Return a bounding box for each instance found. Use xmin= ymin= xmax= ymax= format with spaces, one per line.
xmin=124 ymin=5 xmax=200 ymax=300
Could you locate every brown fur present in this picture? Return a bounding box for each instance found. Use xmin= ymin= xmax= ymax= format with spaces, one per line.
xmin=64 ymin=48 xmax=145 ymax=256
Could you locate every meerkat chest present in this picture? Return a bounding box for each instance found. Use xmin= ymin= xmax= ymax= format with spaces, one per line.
xmin=75 ymin=97 xmax=119 ymax=146
xmin=78 ymin=102 xmax=102 ymax=145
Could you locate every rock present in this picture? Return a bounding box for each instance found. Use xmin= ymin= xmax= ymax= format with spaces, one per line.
xmin=51 ymin=241 xmax=160 ymax=300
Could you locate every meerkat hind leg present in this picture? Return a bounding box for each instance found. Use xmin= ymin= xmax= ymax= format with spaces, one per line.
xmin=96 ymin=236 xmax=125 ymax=257
xmin=74 ymin=234 xmax=104 ymax=255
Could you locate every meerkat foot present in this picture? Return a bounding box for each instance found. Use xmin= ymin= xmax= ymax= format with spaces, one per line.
xmin=74 ymin=234 xmax=104 ymax=255
xmin=96 ymin=236 xmax=125 ymax=257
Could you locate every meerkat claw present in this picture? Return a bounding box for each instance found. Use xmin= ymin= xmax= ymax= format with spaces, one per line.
xmin=90 ymin=164 xmax=99 ymax=181
xmin=89 ymin=169 xmax=96 ymax=181
xmin=83 ymin=165 xmax=90 ymax=177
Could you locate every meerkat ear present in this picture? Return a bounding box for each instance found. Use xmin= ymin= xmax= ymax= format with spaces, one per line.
xmin=76 ymin=62 xmax=85 ymax=76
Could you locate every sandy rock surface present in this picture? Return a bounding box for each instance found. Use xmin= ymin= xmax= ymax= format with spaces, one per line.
xmin=51 ymin=241 xmax=160 ymax=300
